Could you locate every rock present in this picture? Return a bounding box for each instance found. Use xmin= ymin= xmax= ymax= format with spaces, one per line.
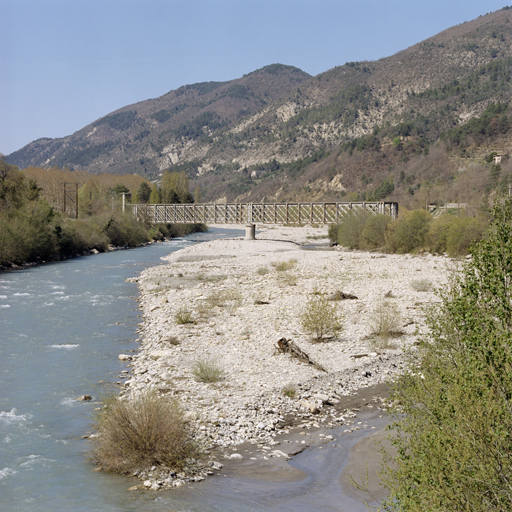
xmin=118 ymin=354 xmax=132 ymax=361
xmin=127 ymin=486 xmax=138 ymax=491
xmin=209 ymin=461 xmax=223 ymax=470
xmin=184 ymin=411 xmax=200 ymax=422
xmin=299 ymin=400 xmax=320 ymax=414
xmin=229 ymin=453 xmax=243 ymax=460
xmin=149 ymin=350 xmax=169 ymax=360
xmin=271 ymin=450 xmax=289 ymax=459
xmin=143 ymin=480 xmax=152 ymax=488
xmin=313 ymin=393 xmax=330 ymax=403
xmin=77 ymin=394 xmax=92 ymax=401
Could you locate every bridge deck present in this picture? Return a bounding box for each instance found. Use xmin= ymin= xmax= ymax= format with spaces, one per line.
xmin=129 ymin=201 xmax=398 ymax=225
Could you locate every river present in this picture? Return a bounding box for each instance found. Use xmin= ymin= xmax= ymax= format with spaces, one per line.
xmin=0 ymin=227 xmax=386 ymax=512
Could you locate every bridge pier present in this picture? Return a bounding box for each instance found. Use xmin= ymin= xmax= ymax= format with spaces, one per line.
xmin=245 ymin=224 xmax=256 ymax=240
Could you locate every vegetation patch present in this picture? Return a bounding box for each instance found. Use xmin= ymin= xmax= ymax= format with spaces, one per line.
xmin=90 ymin=391 xmax=198 ymax=475
xmin=282 ymin=384 xmax=297 ymax=398
xmin=382 ymin=198 xmax=512 ymax=511
xmin=410 ymin=279 xmax=433 ymax=292
xmin=368 ymin=300 xmax=403 ymax=347
xmin=272 ymin=259 xmax=297 ymax=271
xmin=191 ymin=358 xmax=225 ymax=383
xmin=299 ymin=295 xmax=343 ymax=342
xmin=175 ymin=308 xmax=194 ymax=325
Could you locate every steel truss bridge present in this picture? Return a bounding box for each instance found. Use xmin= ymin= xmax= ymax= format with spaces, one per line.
xmin=129 ymin=201 xmax=398 ymax=225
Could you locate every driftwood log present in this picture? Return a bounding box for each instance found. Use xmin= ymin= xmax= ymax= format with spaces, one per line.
xmin=276 ymin=337 xmax=327 ymax=372
xmin=327 ymin=290 xmax=358 ymax=301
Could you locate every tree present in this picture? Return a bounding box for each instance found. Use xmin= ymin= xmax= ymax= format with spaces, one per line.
xmin=161 ymin=170 xmax=193 ymax=203
xmin=136 ymin=182 xmax=152 ymax=204
xmin=382 ymin=198 xmax=512 ymax=511
xmin=149 ymin=185 xmax=161 ymax=204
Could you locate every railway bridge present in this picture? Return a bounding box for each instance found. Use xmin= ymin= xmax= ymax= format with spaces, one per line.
xmin=127 ymin=201 xmax=398 ymax=239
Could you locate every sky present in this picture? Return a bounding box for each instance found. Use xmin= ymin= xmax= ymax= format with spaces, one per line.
xmin=0 ymin=0 xmax=509 ymax=156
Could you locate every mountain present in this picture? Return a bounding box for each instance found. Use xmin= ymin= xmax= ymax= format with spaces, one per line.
xmin=7 ymin=7 xmax=512 ymax=207
xmin=7 ymin=64 xmax=310 ymax=177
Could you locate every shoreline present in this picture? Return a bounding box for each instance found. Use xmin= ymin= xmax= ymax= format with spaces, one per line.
xmin=121 ymin=224 xmax=450 ymax=489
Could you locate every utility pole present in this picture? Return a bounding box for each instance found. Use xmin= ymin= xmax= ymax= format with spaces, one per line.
xmin=62 ymin=182 xmax=78 ymax=219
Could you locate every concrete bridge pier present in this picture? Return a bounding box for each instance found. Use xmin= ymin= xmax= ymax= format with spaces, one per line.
xmin=245 ymin=224 xmax=256 ymax=240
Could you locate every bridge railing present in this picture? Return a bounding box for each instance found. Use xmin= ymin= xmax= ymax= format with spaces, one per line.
xmin=129 ymin=201 xmax=398 ymax=225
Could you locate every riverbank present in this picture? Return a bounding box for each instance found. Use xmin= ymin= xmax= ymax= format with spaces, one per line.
xmin=121 ymin=224 xmax=450 ymax=490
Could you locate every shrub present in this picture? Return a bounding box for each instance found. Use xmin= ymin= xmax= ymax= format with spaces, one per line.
xmin=387 ymin=209 xmax=431 ymax=253
xmin=102 ymin=212 xmax=149 ymax=247
xmin=369 ymin=300 xmax=403 ymax=344
xmin=382 ymin=198 xmax=512 ymax=511
xmin=427 ymin=214 xmax=454 ymax=254
xmin=90 ymin=391 xmax=198 ymax=474
xmin=445 ymin=216 xmax=487 ymax=257
xmin=282 ymin=384 xmax=297 ymax=398
xmin=256 ymin=266 xmax=270 ymax=275
xmin=360 ymin=214 xmax=391 ymax=250
xmin=410 ymin=279 xmax=432 ymax=292
xmin=191 ymin=358 xmax=225 ymax=383
xmin=337 ymin=210 xmax=371 ymax=249
xmin=277 ymin=272 xmax=298 ymax=286
xmin=328 ymin=223 xmax=340 ymax=244
xmin=428 ymin=215 xmax=488 ymax=256
xmin=205 ymin=288 xmax=242 ymax=310
xmin=300 ymin=295 xmax=343 ymax=341
xmin=175 ymin=308 xmax=194 ymax=325
xmin=272 ymin=259 xmax=297 ymax=271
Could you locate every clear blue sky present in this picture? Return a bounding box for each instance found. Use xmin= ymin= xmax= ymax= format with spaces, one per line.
xmin=0 ymin=0 xmax=508 ymax=156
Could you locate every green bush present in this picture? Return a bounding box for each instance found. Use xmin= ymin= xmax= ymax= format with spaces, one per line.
xmin=426 ymin=214 xmax=454 ymax=254
xmin=387 ymin=209 xmax=431 ymax=253
xmin=382 ymin=198 xmax=512 ymax=511
xmin=360 ymin=214 xmax=391 ymax=250
xmin=300 ymin=295 xmax=343 ymax=341
xmin=102 ymin=212 xmax=149 ymax=247
xmin=91 ymin=391 xmax=198 ymax=474
xmin=445 ymin=216 xmax=487 ymax=257
xmin=428 ymin=215 xmax=488 ymax=256
xmin=337 ymin=210 xmax=371 ymax=249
